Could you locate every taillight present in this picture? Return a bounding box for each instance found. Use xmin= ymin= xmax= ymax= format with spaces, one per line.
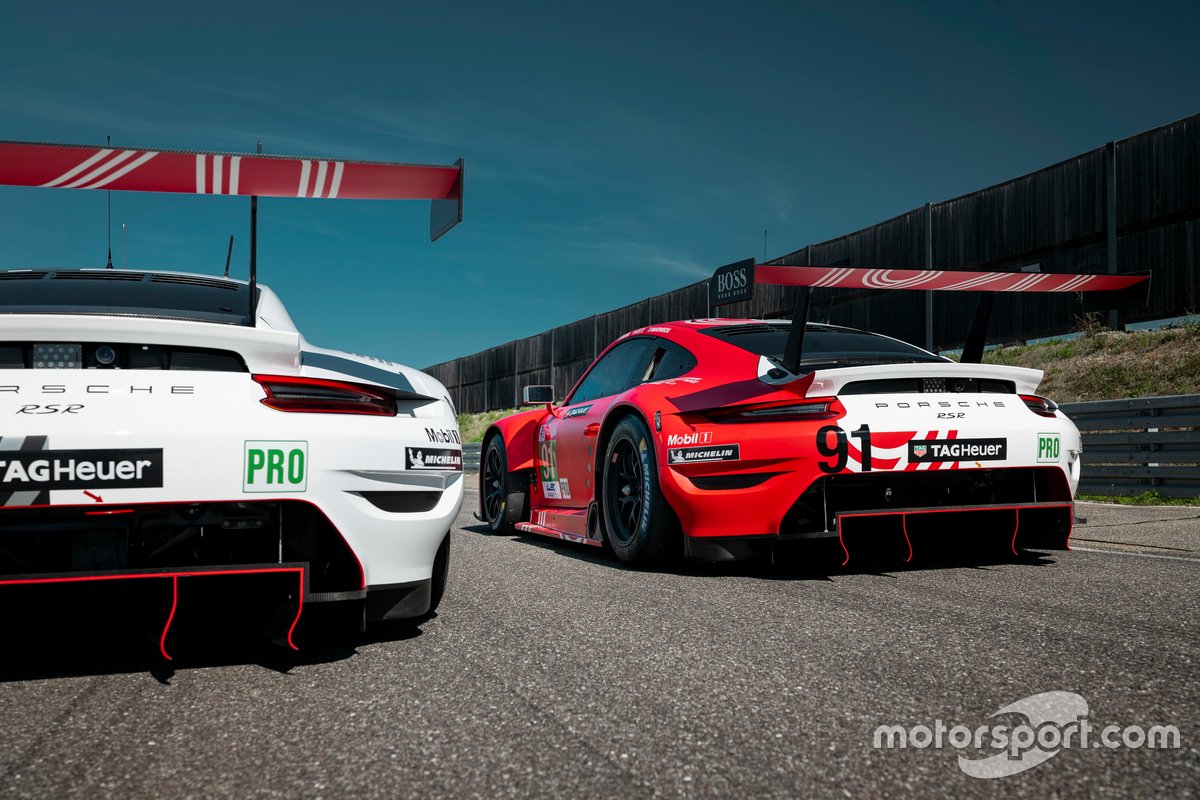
xmin=709 ymin=399 xmax=838 ymax=423
xmin=253 ymin=375 xmax=396 ymax=416
xmin=1020 ymin=394 xmax=1059 ymax=418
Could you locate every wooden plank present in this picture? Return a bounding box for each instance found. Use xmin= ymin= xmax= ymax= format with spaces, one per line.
xmin=1082 ymin=449 xmax=1200 ymax=464
xmin=1078 ymin=480 xmax=1199 ymax=499
xmin=1079 ymin=465 xmax=1200 ymax=479
xmin=1072 ymin=414 xmax=1200 ymax=432
xmin=1083 ymin=430 xmax=1200 ymax=446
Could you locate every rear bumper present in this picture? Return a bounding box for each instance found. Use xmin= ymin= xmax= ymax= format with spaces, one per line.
xmin=682 ymin=502 xmax=1074 ymax=562
xmin=661 ymin=463 xmax=1076 ymax=540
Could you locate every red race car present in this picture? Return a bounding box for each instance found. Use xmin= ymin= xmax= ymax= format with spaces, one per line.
xmin=479 ymin=261 xmax=1148 ymax=566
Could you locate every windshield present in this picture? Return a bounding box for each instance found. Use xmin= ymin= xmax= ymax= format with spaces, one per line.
xmin=701 ymin=322 xmax=948 ymax=368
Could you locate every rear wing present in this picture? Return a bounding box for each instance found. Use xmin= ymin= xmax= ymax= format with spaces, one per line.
xmin=0 ymin=139 xmax=465 ymax=323
xmin=709 ymin=260 xmax=1150 ymax=367
xmin=0 ymin=140 xmax=464 ymax=241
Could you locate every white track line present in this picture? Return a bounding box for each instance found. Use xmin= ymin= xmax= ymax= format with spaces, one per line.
xmin=1071 ymin=546 xmax=1200 ymax=564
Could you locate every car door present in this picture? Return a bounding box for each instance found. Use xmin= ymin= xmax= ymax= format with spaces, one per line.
xmin=542 ymin=337 xmax=656 ymax=509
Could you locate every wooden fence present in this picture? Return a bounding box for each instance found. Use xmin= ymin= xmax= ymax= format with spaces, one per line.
xmin=429 ymin=113 xmax=1199 ymax=414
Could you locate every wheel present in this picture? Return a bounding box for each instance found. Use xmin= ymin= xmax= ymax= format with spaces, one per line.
xmin=427 ymin=530 xmax=450 ymax=614
xmin=600 ymin=415 xmax=679 ymax=565
xmin=480 ymin=434 xmax=527 ymax=533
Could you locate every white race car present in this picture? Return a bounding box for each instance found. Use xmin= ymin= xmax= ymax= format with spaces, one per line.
xmin=0 ymin=270 xmax=464 ymax=646
xmin=0 ymin=140 xmax=466 ymax=654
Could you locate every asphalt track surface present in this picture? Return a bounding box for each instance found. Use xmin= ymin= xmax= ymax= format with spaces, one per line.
xmin=1 ymin=490 xmax=1197 ymax=798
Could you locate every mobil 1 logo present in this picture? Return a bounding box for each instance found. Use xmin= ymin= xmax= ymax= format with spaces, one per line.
xmin=244 ymin=440 xmax=308 ymax=492
xmin=1037 ymin=432 xmax=1061 ymax=463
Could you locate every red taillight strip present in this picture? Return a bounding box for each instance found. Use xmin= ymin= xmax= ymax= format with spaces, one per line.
xmin=1019 ymin=394 xmax=1059 ymax=418
xmin=253 ymin=374 xmax=396 ymax=416
xmin=709 ymin=398 xmax=839 ymax=423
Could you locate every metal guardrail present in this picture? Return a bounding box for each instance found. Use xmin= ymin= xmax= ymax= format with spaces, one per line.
xmin=460 ymin=395 xmax=1200 ymax=498
xmin=1061 ymin=394 xmax=1200 ymax=499
xmin=463 ymin=443 xmax=482 ymax=473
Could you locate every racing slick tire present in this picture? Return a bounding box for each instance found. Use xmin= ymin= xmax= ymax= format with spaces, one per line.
xmin=480 ymin=434 xmax=528 ymax=534
xmin=601 ymin=414 xmax=679 ymax=566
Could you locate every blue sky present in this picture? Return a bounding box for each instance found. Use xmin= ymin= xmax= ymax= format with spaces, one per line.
xmin=1 ymin=1 xmax=1196 ymax=367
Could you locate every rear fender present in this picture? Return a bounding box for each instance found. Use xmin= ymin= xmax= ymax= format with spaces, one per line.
xmin=484 ymin=409 xmax=546 ymax=473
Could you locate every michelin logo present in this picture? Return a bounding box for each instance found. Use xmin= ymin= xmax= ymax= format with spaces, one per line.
xmin=406 ymin=447 xmax=463 ymax=471
xmin=668 ymin=444 xmax=740 ymax=465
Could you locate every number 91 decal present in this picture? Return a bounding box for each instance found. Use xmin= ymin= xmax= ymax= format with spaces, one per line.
xmin=816 ymin=424 xmax=872 ymax=473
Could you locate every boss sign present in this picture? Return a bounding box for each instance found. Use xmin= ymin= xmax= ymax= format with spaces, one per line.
xmin=709 ymin=258 xmax=756 ymax=307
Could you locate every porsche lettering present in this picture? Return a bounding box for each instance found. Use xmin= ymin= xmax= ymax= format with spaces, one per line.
xmin=874 ymin=400 xmax=1007 ymax=409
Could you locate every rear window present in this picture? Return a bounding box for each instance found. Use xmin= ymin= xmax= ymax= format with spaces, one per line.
xmin=701 ymin=323 xmax=948 ymax=368
xmin=0 ymin=270 xmax=254 ymax=325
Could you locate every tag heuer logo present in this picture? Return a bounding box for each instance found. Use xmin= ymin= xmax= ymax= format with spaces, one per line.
xmin=908 ymin=438 xmax=1007 ymax=462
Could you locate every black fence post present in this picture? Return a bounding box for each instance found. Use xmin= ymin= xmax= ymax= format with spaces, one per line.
xmin=925 ymin=202 xmax=934 ymax=352
xmin=1107 ymin=140 xmax=1119 ymax=330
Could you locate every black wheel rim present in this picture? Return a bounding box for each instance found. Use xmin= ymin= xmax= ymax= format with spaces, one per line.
xmin=608 ymin=435 xmax=643 ymax=545
xmin=482 ymin=445 xmax=504 ymax=524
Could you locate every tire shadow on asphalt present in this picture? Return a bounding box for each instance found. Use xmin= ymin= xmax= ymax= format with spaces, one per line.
xmin=0 ymin=600 xmax=430 ymax=684
xmin=467 ymin=522 xmax=1062 ymax=582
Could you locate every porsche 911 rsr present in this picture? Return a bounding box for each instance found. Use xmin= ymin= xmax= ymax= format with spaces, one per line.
xmin=0 ymin=270 xmax=464 ymax=647
xmin=0 ymin=138 xmax=466 ymax=654
xmin=478 ymin=261 xmax=1149 ymax=567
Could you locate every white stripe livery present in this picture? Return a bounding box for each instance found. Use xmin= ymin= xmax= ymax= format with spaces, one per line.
xmin=861 ymin=269 xmax=945 ymax=290
xmin=296 ymin=159 xmax=346 ymax=198
xmin=40 ymin=149 xmax=159 ymax=190
xmin=195 ymin=154 xmax=243 ymax=195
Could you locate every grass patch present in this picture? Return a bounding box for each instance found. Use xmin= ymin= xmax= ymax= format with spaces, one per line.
xmin=983 ymin=324 xmax=1200 ymax=402
xmin=457 ymin=407 xmax=521 ymax=443
xmin=1077 ymin=491 xmax=1200 ymax=506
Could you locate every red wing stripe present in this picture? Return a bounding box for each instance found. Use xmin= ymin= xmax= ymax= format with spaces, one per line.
xmin=755 ymin=264 xmax=1146 ymax=293
xmin=42 ymin=148 xmax=114 ymax=187
xmin=2 ymin=141 xmax=462 ymax=201
xmin=62 ymin=150 xmax=136 ymax=188
xmin=84 ymin=151 xmax=158 ymax=190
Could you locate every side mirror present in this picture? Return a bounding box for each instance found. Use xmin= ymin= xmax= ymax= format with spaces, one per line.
xmin=522 ymin=385 xmax=554 ymax=406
